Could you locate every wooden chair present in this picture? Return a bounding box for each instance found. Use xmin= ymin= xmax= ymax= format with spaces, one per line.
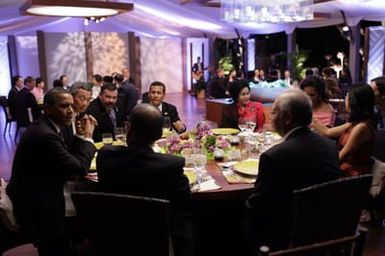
xmin=71 ymin=191 xmax=171 ymax=256
xmin=259 ymin=174 xmax=372 ymax=256
xmin=0 ymin=96 xmax=16 ymax=136
xmin=259 ymin=227 xmax=368 ymax=256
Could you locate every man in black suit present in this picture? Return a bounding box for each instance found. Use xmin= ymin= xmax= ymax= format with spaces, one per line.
xmin=86 ymin=82 xmax=124 ymax=142
xmin=6 ymin=87 xmax=97 ymax=256
xmin=246 ymin=89 xmax=342 ymax=251
xmin=97 ymin=103 xmax=193 ymax=256
xmin=114 ymin=73 xmax=138 ymax=121
xmin=207 ymin=68 xmax=229 ymax=99
xmin=148 ymin=81 xmax=186 ymax=133
xmin=8 ymin=75 xmax=41 ymax=128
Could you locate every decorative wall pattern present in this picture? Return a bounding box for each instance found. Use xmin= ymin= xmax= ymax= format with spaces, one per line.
xmin=367 ymin=26 xmax=385 ymax=82
xmin=91 ymin=32 xmax=129 ymax=77
xmin=0 ymin=37 xmax=10 ymax=96
xmin=45 ymin=32 xmax=87 ymax=87
xmin=140 ymin=37 xmax=183 ymax=93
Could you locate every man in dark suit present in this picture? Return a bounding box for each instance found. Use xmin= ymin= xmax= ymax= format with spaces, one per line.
xmin=86 ymin=82 xmax=125 ymax=142
xmin=114 ymin=73 xmax=138 ymax=121
xmin=97 ymin=103 xmax=193 ymax=256
xmin=207 ymin=68 xmax=229 ymax=99
xmin=246 ymin=89 xmax=342 ymax=251
xmin=6 ymin=87 xmax=97 ymax=256
xmin=148 ymin=81 xmax=186 ymax=133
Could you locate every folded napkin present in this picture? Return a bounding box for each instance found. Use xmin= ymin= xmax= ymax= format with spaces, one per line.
xmin=197 ymin=179 xmax=221 ymax=191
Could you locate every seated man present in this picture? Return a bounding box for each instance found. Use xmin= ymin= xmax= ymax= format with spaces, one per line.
xmin=97 ymin=103 xmax=193 ymax=256
xmin=246 ymin=89 xmax=342 ymax=252
xmin=6 ymin=87 xmax=96 ymax=256
xmin=86 ymin=82 xmax=125 ymax=142
xmin=148 ymin=81 xmax=186 ymax=133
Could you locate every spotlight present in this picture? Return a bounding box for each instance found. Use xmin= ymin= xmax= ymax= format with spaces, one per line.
xmin=84 ymin=18 xmax=90 ymax=26
xmin=342 ymin=25 xmax=350 ymax=32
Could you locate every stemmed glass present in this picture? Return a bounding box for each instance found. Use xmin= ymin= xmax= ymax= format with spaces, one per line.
xmin=163 ymin=116 xmax=171 ymax=135
xmin=191 ymin=147 xmax=207 ymax=190
xmin=238 ymin=117 xmax=247 ymax=133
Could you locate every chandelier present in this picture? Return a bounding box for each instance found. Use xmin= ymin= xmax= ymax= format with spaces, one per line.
xmin=220 ymin=0 xmax=314 ymax=23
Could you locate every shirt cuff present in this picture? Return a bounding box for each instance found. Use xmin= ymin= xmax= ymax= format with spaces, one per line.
xmin=75 ymin=134 xmax=94 ymax=144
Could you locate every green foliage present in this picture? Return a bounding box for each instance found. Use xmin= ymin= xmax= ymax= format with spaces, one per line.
xmin=218 ymin=56 xmax=234 ymax=75
xmin=204 ymin=135 xmax=216 ymax=150
xmin=290 ymin=50 xmax=310 ymax=81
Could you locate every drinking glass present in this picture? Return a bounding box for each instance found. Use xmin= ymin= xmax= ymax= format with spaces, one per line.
xmin=114 ymin=127 xmax=126 ymax=145
xmin=238 ymin=117 xmax=247 ymax=132
xmin=163 ymin=116 xmax=171 ymax=135
xmin=102 ymin=133 xmax=113 ymax=145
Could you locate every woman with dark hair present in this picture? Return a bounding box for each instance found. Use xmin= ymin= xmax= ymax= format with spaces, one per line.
xmin=220 ymin=79 xmax=265 ymax=131
xmin=313 ymin=84 xmax=377 ymax=176
xmin=300 ymin=76 xmax=336 ymax=127
xmin=31 ymin=77 xmax=45 ymax=103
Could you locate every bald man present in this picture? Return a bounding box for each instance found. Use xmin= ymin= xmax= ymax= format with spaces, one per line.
xmin=97 ymin=103 xmax=193 ymax=256
xmin=246 ymin=89 xmax=341 ymax=251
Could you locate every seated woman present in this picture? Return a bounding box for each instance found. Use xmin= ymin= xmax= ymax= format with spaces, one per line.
xmin=312 ymin=84 xmax=377 ymax=176
xmin=300 ymin=76 xmax=336 ymax=127
xmin=220 ymin=79 xmax=265 ymax=131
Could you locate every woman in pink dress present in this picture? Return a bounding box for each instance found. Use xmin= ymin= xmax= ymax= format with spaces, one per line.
xmin=300 ymin=76 xmax=336 ymax=127
xmin=31 ymin=77 xmax=45 ymax=103
xmin=313 ymin=84 xmax=377 ymax=176
xmin=220 ymin=79 xmax=265 ymax=131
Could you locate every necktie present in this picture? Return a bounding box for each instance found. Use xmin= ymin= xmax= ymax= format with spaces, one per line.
xmin=108 ymin=109 xmax=116 ymax=129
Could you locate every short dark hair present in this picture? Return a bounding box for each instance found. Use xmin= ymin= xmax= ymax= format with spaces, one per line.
xmin=93 ymin=74 xmax=103 ymax=83
xmin=300 ymin=76 xmax=328 ymax=103
xmin=44 ymin=87 xmax=71 ymax=108
xmin=100 ymin=82 xmax=117 ymax=94
xmin=70 ymin=82 xmax=91 ymax=96
xmin=24 ymin=76 xmax=35 ymax=84
xmin=103 ymin=76 xmax=113 ymax=84
xmin=53 ymin=79 xmax=63 ymax=88
xmin=129 ymin=104 xmax=163 ymax=145
xmin=149 ymin=81 xmax=166 ymax=93
xmin=114 ymin=74 xmax=124 ymax=83
xmin=348 ymin=83 xmax=375 ymax=124
xmin=229 ymin=79 xmax=249 ymax=103
xmin=305 ymin=69 xmax=314 ymax=76
xmin=371 ymin=76 xmax=385 ymax=96
xmin=12 ymin=75 xmax=22 ymax=86
xmin=60 ymin=75 xmax=67 ymax=81
xmin=35 ymin=77 xmax=43 ymax=85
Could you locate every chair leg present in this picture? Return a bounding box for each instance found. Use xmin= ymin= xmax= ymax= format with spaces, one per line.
xmin=14 ymin=125 xmax=19 ymax=142
xmin=3 ymin=122 xmax=7 ymax=136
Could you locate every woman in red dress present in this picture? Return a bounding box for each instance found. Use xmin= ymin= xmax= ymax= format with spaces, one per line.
xmin=220 ymin=79 xmax=265 ymax=131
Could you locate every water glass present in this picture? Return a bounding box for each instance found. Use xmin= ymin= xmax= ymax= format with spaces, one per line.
xmin=102 ymin=133 xmax=113 ymax=145
xmin=114 ymin=127 xmax=126 ymax=145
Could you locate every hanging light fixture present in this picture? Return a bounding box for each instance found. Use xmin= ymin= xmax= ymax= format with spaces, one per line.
xmin=220 ymin=0 xmax=314 ymax=23
xmin=20 ymin=0 xmax=133 ymax=18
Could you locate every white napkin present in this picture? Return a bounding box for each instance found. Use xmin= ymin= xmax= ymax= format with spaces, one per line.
xmin=197 ymin=179 xmax=221 ymax=191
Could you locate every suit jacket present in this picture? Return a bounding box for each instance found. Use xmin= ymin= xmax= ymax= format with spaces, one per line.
xmin=9 ymin=88 xmax=41 ymax=127
xmin=208 ymin=76 xmax=228 ymax=98
xmin=6 ymin=116 xmax=96 ymax=242
xmin=162 ymin=101 xmax=186 ymax=133
xmin=246 ymin=127 xmax=342 ymax=251
xmin=97 ymin=143 xmax=193 ymax=256
xmin=86 ymin=98 xmax=124 ymax=142
xmin=117 ymin=81 xmax=138 ymax=120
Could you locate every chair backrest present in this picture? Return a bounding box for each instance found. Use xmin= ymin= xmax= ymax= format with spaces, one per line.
xmin=259 ymin=227 xmax=368 ymax=256
xmin=0 ymin=96 xmax=13 ymax=121
xmin=291 ymin=174 xmax=372 ymax=246
xmin=71 ymin=191 xmax=171 ymax=256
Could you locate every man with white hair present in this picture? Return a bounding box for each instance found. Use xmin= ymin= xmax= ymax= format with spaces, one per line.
xmin=246 ymin=89 xmax=342 ymax=251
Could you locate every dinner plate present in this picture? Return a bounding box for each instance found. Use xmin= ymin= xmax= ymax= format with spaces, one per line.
xmin=211 ymin=128 xmax=240 ymax=135
xmin=184 ymin=170 xmax=197 ymax=185
xmin=233 ymin=159 xmax=259 ymax=176
xmin=94 ymin=141 xmax=125 ymax=150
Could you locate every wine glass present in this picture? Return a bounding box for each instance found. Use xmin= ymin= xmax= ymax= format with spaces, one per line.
xmin=163 ymin=116 xmax=171 ymax=135
xmin=102 ymin=133 xmax=113 ymax=145
xmin=238 ymin=117 xmax=247 ymax=132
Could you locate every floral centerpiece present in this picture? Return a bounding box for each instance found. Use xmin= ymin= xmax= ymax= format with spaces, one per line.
xmin=156 ymin=121 xmax=232 ymax=160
